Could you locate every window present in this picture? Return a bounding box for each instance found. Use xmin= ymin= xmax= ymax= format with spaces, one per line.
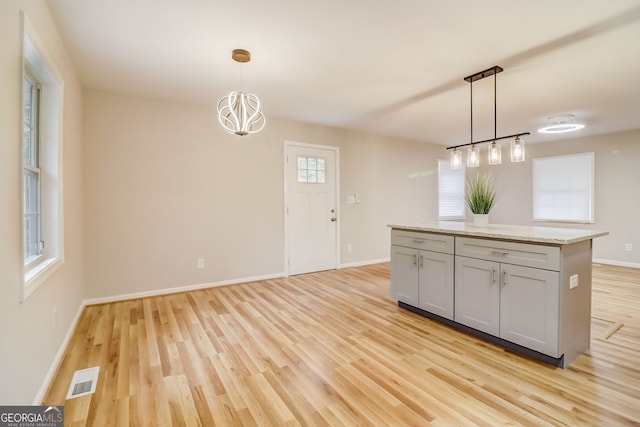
xmin=21 ymin=14 xmax=63 ymax=300
xmin=23 ymin=68 xmax=41 ymax=264
xmin=532 ymin=152 xmax=594 ymax=223
xmin=297 ymin=156 xmax=326 ymax=183
xmin=438 ymin=160 xmax=466 ymax=219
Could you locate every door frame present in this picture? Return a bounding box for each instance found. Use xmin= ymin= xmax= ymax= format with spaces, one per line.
xmin=283 ymin=140 xmax=340 ymax=276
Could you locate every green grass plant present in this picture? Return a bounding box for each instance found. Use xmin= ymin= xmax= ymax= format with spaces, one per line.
xmin=465 ymin=171 xmax=496 ymax=214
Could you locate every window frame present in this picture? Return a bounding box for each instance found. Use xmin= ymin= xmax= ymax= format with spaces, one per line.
xmin=21 ymin=13 xmax=65 ymax=300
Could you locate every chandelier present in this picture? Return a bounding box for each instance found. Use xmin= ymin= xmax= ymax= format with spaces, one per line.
xmin=448 ymin=66 xmax=529 ymax=168
xmin=217 ymin=49 xmax=266 ymax=136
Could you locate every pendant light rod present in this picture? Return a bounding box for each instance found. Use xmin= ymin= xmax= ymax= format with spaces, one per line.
xmin=446 ymin=132 xmax=530 ymax=151
xmin=494 ymin=71 xmax=497 ymax=140
xmin=470 ymin=78 xmax=473 ymax=144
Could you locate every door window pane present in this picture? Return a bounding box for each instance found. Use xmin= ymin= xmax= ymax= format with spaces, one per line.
xmin=297 ymin=156 xmax=326 ymax=183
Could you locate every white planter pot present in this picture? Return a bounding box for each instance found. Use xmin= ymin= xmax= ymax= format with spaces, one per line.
xmin=473 ymin=213 xmax=489 ymax=227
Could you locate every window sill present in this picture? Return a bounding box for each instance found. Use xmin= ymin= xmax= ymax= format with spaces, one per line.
xmin=23 ymin=256 xmax=62 ymax=301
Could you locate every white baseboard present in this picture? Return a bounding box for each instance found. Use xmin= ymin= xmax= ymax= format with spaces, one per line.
xmin=83 ymin=272 xmax=286 ymax=306
xmin=340 ymin=257 xmax=390 ymax=269
xmin=593 ymin=258 xmax=640 ymax=269
xmin=33 ymin=300 xmax=87 ymax=405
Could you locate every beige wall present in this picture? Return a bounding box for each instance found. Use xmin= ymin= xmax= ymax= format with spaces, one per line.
xmin=485 ymin=130 xmax=640 ymax=266
xmin=0 ymin=0 xmax=84 ymax=404
xmin=82 ymin=89 xmax=640 ymax=304
xmin=83 ymin=90 xmax=441 ymax=299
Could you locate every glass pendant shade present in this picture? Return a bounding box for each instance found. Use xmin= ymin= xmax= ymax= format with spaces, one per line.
xmin=511 ymin=136 xmax=525 ymax=162
xmin=467 ymin=145 xmax=479 ymax=168
xmin=450 ymin=149 xmax=462 ymax=169
xmin=488 ymin=141 xmax=502 ymax=165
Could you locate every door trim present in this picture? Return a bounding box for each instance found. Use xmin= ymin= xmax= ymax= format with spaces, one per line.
xmin=283 ymin=140 xmax=340 ymax=276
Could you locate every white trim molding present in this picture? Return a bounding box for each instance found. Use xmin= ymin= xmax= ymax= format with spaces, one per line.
xmin=340 ymin=258 xmax=390 ymax=269
xmin=84 ymin=272 xmax=286 ymax=306
xmin=33 ymin=301 xmax=86 ymax=405
xmin=593 ymin=259 xmax=640 ymax=270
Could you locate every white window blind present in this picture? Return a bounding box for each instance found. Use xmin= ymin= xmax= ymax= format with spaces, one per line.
xmin=532 ymin=152 xmax=594 ymax=223
xmin=438 ymin=160 xmax=465 ymax=219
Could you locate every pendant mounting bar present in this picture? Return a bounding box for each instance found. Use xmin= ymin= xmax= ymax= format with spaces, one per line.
xmin=464 ymin=65 xmax=503 ymax=83
xmin=446 ymin=132 xmax=530 ymax=151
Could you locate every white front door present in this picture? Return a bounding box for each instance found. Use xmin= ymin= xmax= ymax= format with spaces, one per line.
xmin=285 ymin=142 xmax=338 ymax=275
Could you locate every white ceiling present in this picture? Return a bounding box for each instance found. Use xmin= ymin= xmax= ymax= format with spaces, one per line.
xmin=46 ymin=0 xmax=640 ymax=146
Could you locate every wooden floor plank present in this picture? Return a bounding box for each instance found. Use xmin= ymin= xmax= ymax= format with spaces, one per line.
xmin=43 ymin=263 xmax=640 ymax=425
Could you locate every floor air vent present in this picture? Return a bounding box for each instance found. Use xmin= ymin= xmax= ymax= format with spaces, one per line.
xmin=66 ymin=366 xmax=100 ymax=400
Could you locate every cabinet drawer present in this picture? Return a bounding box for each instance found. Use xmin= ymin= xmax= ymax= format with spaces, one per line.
xmin=391 ymin=229 xmax=454 ymax=254
xmin=456 ymin=237 xmax=560 ymax=271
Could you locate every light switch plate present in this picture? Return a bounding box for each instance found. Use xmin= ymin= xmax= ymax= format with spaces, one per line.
xmin=569 ymin=274 xmax=579 ymax=289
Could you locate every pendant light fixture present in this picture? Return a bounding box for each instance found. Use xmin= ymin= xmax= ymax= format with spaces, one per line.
xmin=451 ymin=148 xmax=462 ymax=169
xmin=217 ymin=49 xmax=266 ymax=136
xmin=467 ymin=145 xmax=479 ymax=168
xmin=511 ymin=136 xmax=525 ymax=162
xmin=488 ymin=141 xmax=502 ymax=165
xmin=448 ymin=66 xmax=529 ymax=168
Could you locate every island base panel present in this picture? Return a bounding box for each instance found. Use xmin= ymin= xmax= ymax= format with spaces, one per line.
xmin=398 ymin=301 xmax=565 ymax=368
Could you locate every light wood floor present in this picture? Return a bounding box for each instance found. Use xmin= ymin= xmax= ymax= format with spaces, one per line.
xmin=44 ymin=263 xmax=640 ymax=426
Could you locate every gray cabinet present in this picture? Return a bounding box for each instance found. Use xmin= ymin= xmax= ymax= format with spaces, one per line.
xmin=500 ymin=265 xmax=559 ymax=356
xmin=390 ymin=230 xmax=454 ymax=320
xmin=455 ymin=253 xmax=560 ymax=357
xmin=390 ymin=245 xmax=419 ymax=307
xmin=454 ymin=256 xmax=500 ymax=336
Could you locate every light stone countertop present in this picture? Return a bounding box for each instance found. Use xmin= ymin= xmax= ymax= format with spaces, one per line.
xmin=388 ymin=221 xmax=609 ymax=245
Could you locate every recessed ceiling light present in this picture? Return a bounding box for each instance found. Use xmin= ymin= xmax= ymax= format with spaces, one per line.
xmin=538 ymin=114 xmax=585 ymax=134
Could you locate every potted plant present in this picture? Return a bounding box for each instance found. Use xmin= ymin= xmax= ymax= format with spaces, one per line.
xmin=465 ymin=171 xmax=496 ymax=226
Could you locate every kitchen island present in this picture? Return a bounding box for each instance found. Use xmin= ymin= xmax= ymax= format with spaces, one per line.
xmin=388 ymin=221 xmax=608 ymax=367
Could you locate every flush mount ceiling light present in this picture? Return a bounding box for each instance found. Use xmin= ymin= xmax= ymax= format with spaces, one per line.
xmin=537 ymin=114 xmax=585 ymax=134
xmin=217 ymin=49 xmax=265 ymax=136
xmin=447 ymin=66 xmax=529 ymax=168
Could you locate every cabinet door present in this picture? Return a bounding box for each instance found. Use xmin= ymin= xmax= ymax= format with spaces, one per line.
xmin=419 ymin=250 xmax=454 ymax=320
xmin=390 ymin=245 xmax=419 ymax=306
xmin=500 ymin=265 xmax=560 ymax=356
xmin=455 ymin=256 xmax=500 ymax=335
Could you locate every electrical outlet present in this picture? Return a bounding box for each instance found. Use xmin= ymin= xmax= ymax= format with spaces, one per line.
xmin=569 ymin=274 xmax=579 ymax=290
xmin=625 ymin=243 xmax=632 ymax=252
xmin=347 ymin=244 xmax=353 ymax=253
xmin=197 ymin=258 xmax=205 ymax=269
